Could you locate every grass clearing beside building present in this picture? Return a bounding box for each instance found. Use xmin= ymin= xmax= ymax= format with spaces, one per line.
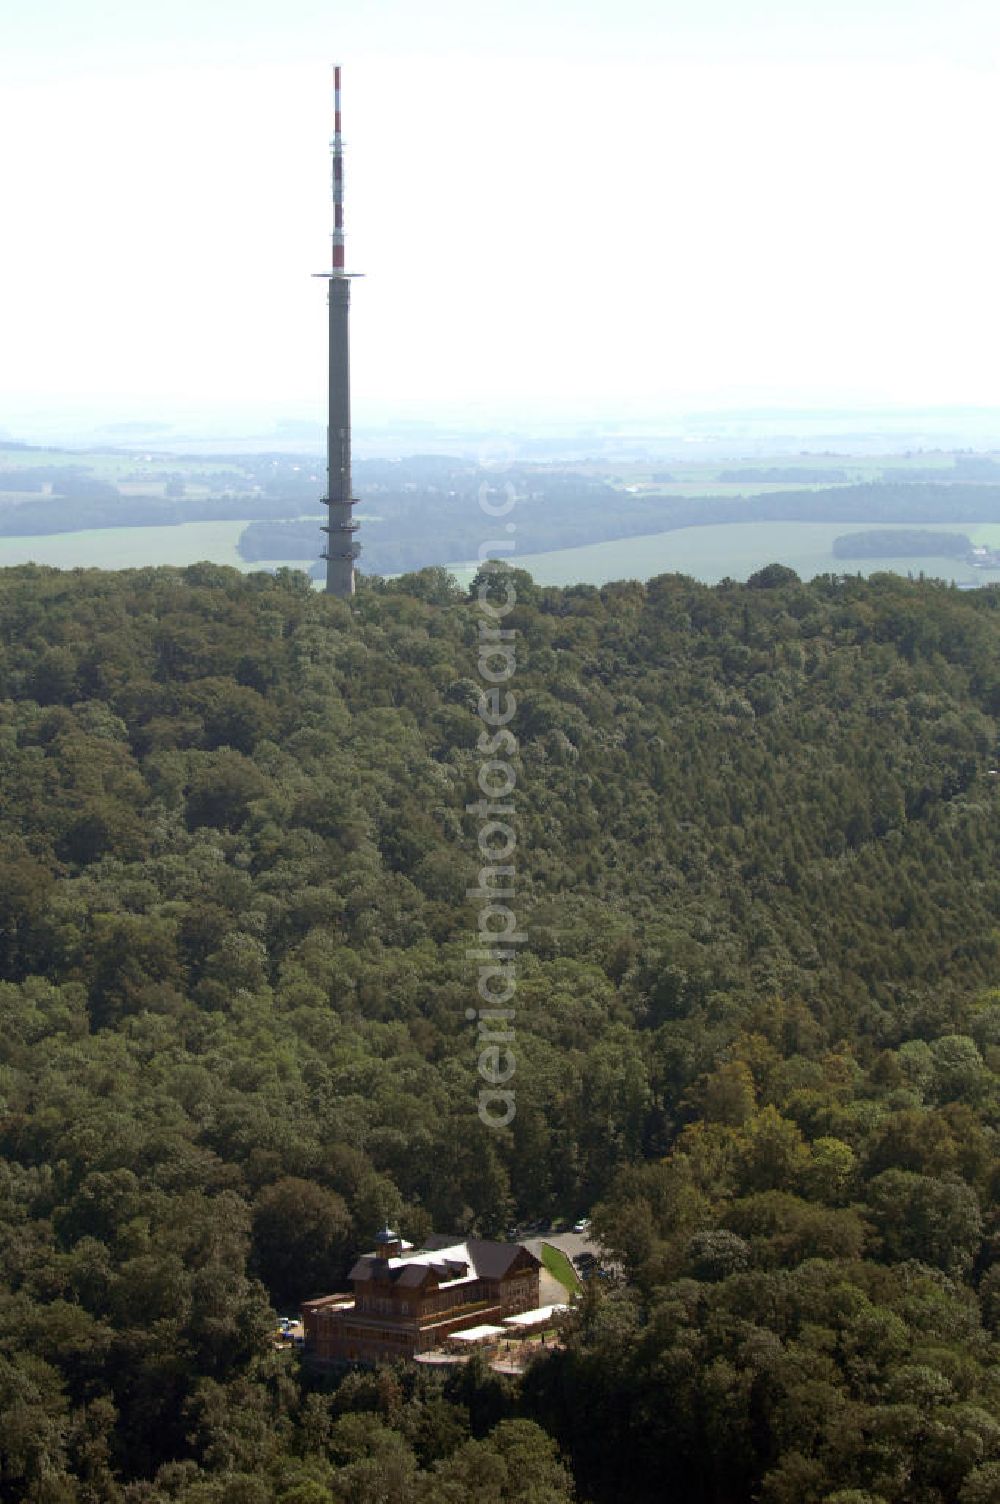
xmin=540 ymin=1243 xmax=582 ymax=1295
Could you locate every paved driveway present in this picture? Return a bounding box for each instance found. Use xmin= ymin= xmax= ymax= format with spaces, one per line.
xmin=524 ymin=1231 xmax=601 ymax=1303
xmin=524 ymin=1231 xmax=599 ymax=1263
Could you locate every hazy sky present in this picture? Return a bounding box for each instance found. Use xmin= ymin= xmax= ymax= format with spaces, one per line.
xmin=4 ymin=0 xmax=1000 ymax=430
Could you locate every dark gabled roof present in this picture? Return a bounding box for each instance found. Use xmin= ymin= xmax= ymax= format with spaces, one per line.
xmin=348 ymin=1258 xmax=394 ymax=1283
xmin=347 ymin=1237 xmax=538 ymax=1291
xmin=423 ymin=1233 xmax=541 ymax=1278
xmin=428 ymin=1258 xmax=469 ymax=1280
xmin=395 ymin=1264 xmax=432 ymax=1288
xmin=466 ymin=1239 xmax=542 ymax=1279
xmin=348 ymin=1256 xmax=460 ymax=1290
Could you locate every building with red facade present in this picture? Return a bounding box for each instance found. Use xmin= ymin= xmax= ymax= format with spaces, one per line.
xmin=301 ymin=1229 xmax=542 ymax=1365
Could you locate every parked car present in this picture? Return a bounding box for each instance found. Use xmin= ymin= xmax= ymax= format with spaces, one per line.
xmin=572 ymin=1218 xmax=589 ymax=1234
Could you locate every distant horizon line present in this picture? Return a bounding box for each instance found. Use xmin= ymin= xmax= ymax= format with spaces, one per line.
xmin=6 ymin=399 xmax=1000 ymax=419
xmin=5 ymin=401 xmax=1000 ymax=463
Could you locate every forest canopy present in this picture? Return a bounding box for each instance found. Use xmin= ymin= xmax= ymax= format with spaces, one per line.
xmin=833 ymin=529 xmax=973 ymax=559
xmin=0 ymin=560 xmax=999 ymax=1501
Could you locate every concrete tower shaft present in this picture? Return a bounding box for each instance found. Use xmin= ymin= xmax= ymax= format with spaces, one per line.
xmin=323 ymin=275 xmax=358 ymax=597
xmin=318 ymin=64 xmax=360 ymax=598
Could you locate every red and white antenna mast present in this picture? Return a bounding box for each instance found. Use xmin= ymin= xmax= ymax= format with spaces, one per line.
xmin=331 ymin=64 xmax=346 ymax=275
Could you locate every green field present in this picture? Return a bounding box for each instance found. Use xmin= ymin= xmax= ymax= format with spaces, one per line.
xmin=621 ymin=481 xmax=856 ymax=499
xmin=0 ymin=521 xmax=263 ymax=572
xmin=448 ymin=522 xmax=1000 ymax=590
xmin=3 ymin=514 xmax=1000 ymax=594
xmin=5 ymin=517 xmax=995 ymax=590
xmin=565 ymin=454 xmax=964 ymax=486
xmin=0 ymin=447 xmax=246 ymax=479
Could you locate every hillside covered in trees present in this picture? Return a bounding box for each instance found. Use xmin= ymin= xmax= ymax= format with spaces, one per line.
xmin=1 ymin=560 xmax=1000 ymax=1502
